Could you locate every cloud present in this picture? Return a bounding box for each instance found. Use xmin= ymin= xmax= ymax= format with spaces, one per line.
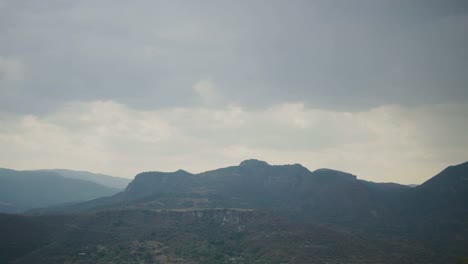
xmin=193 ymin=79 xmax=223 ymax=105
xmin=0 ymin=56 xmax=23 ymax=81
xmin=0 ymin=1 xmax=467 ymax=114
xmin=0 ymin=1 xmax=467 ymax=184
xmin=0 ymin=100 xmax=466 ymax=184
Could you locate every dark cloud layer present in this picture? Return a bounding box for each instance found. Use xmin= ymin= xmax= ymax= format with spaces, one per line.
xmin=1 ymin=1 xmax=468 ymax=183
xmin=1 ymin=0 xmax=467 ymax=114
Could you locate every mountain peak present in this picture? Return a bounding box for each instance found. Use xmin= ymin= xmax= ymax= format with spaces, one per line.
xmin=174 ymin=169 xmax=193 ymax=176
xmin=445 ymin=161 xmax=468 ymax=171
xmin=239 ymin=159 xmax=270 ymax=168
xmin=312 ymin=168 xmax=357 ymax=181
xmin=419 ymin=161 xmax=468 ymax=188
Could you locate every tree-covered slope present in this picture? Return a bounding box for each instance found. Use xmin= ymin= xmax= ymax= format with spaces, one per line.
xmin=0 ymin=208 xmax=438 ymax=264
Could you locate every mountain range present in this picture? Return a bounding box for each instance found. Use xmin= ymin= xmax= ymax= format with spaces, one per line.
xmin=1 ymin=160 xmax=468 ymax=263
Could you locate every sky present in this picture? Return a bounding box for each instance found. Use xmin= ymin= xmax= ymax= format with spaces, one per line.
xmin=0 ymin=0 xmax=467 ymax=184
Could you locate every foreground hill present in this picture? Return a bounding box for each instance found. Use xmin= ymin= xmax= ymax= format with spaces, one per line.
xmin=0 ymin=208 xmax=437 ymax=264
xmin=0 ymin=168 xmax=120 ymax=213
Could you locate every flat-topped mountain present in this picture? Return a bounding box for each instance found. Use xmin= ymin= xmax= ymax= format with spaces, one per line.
xmin=53 ymin=159 xmax=410 ymax=225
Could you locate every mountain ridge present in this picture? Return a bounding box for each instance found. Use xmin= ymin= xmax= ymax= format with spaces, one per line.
xmin=38 ymin=169 xmax=131 ymax=189
xmin=39 ymin=159 xmax=413 ymax=222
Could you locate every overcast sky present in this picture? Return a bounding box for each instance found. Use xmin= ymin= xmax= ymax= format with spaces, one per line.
xmin=1 ymin=0 xmax=467 ymax=184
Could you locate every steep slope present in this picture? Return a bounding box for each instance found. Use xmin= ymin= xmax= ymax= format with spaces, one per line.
xmin=0 ymin=168 xmax=120 ymax=213
xmin=397 ymin=162 xmax=468 ymax=258
xmin=42 ymin=169 xmax=131 ymax=189
xmin=406 ymin=161 xmax=468 ymax=216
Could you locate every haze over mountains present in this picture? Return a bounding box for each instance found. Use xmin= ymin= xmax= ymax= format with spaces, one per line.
xmin=40 ymin=169 xmax=131 ymax=189
xmin=0 ymin=168 xmax=130 ymax=213
xmin=1 ymin=159 xmax=467 ymax=263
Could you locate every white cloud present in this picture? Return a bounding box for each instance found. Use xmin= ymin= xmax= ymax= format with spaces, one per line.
xmin=0 ymin=56 xmax=23 ymax=81
xmin=0 ymin=100 xmax=467 ymax=184
xmin=193 ymin=79 xmax=223 ymax=105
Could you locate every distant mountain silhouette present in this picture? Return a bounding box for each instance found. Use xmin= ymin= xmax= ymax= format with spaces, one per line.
xmin=0 ymin=168 xmax=120 ymax=213
xmin=41 ymin=169 xmax=131 ymax=189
